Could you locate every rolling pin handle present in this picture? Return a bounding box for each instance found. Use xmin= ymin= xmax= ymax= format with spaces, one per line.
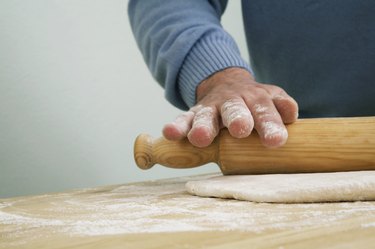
xmin=134 ymin=134 xmax=155 ymax=170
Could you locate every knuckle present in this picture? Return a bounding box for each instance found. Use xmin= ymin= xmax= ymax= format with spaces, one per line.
xmin=269 ymin=84 xmax=283 ymax=92
xmin=250 ymin=86 xmax=271 ymax=98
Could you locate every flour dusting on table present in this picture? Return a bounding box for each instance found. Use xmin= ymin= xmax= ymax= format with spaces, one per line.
xmin=1 ymin=173 xmax=375 ymax=247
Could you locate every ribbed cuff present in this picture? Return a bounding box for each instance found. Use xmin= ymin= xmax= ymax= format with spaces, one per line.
xmin=178 ymin=31 xmax=253 ymax=108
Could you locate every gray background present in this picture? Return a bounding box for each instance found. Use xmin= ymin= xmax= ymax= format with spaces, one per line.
xmin=0 ymin=0 xmax=249 ymax=198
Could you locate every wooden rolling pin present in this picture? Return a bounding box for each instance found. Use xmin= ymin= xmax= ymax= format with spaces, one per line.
xmin=134 ymin=117 xmax=375 ymax=174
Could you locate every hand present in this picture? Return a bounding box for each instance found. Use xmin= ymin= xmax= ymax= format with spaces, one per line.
xmin=163 ymin=67 xmax=299 ymax=148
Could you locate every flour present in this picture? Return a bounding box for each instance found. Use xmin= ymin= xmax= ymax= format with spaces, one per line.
xmin=261 ymin=121 xmax=288 ymax=140
xmin=253 ymin=103 xmax=288 ymax=140
xmin=221 ymin=100 xmax=251 ymax=125
xmin=171 ymin=111 xmax=194 ymax=136
xmin=362 ymin=222 xmax=375 ymax=228
xmin=1 ymin=174 xmax=375 ymax=245
xmin=254 ymin=103 xmax=278 ymax=120
xmin=221 ymin=99 xmax=252 ymax=137
xmin=254 ymin=104 xmax=269 ymax=114
xmin=191 ymin=106 xmax=218 ymax=135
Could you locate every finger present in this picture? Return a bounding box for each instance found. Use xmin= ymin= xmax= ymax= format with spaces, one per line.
xmin=246 ymin=98 xmax=288 ymax=148
xmin=221 ymin=99 xmax=254 ymax=138
xmin=261 ymin=85 xmax=299 ymax=124
xmin=272 ymin=91 xmax=299 ymax=124
xmin=163 ymin=111 xmax=194 ymax=140
xmin=187 ymin=106 xmax=219 ymax=148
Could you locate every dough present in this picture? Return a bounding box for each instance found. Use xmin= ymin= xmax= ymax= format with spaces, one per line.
xmin=186 ymin=171 xmax=375 ymax=203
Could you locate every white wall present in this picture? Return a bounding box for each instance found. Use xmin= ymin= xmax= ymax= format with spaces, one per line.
xmin=0 ymin=0 xmax=248 ymax=198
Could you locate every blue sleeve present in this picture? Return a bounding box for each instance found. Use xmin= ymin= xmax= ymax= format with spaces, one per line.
xmin=128 ymin=0 xmax=252 ymax=110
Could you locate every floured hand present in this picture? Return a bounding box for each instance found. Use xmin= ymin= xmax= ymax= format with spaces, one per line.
xmin=163 ymin=67 xmax=299 ymax=148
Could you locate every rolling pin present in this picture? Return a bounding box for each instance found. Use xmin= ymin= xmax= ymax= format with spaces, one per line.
xmin=134 ymin=117 xmax=375 ymax=174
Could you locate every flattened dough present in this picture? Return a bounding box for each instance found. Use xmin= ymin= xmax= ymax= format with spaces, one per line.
xmin=186 ymin=171 xmax=375 ymax=203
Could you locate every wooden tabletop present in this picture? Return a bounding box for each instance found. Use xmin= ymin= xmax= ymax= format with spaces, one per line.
xmin=1 ymin=173 xmax=375 ymax=249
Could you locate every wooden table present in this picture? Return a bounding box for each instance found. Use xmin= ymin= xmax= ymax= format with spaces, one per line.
xmin=1 ymin=173 xmax=375 ymax=249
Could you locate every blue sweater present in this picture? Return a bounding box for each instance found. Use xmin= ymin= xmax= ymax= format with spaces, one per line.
xmin=128 ymin=0 xmax=375 ymax=117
